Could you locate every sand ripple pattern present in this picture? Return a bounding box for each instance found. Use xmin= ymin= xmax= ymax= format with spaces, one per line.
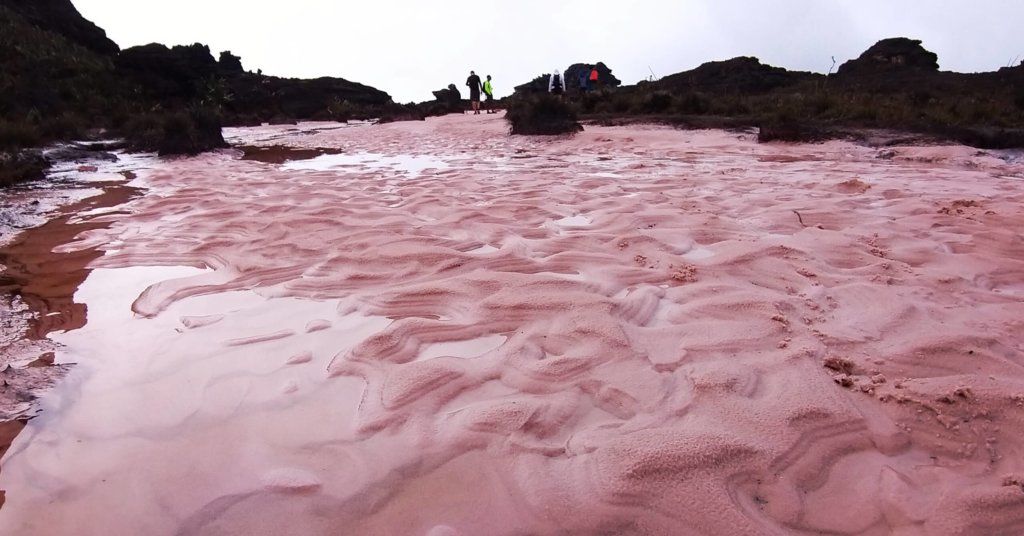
xmin=2 ymin=116 xmax=1024 ymax=535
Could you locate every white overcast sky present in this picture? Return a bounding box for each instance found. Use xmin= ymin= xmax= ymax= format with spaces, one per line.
xmin=74 ymin=1 xmax=1023 ymax=103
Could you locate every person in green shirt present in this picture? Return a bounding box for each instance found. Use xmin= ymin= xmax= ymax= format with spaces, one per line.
xmin=483 ymin=75 xmax=496 ymax=114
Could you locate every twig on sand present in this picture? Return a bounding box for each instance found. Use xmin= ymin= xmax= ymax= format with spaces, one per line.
xmin=793 ymin=210 xmax=806 ymax=227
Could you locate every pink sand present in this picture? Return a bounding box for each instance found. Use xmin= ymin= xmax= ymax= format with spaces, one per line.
xmin=1 ymin=114 xmax=1023 ymax=535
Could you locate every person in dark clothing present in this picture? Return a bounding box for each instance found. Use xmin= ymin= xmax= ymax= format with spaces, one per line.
xmin=579 ymin=68 xmax=589 ymax=93
xmin=466 ymin=71 xmax=483 ymax=114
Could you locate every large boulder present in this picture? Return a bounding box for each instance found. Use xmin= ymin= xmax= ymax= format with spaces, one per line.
xmin=432 ymin=84 xmax=462 ymax=105
xmin=837 ymin=38 xmax=939 ymax=75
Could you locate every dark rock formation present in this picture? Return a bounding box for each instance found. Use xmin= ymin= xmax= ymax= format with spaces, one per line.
xmin=655 ymin=57 xmax=820 ymax=94
xmin=116 ymin=42 xmax=393 ymax=123
xmin=516 ymin=63 xmax=621 ymax=95
xmin=837 ymin=38 xmax=940 ymax=75
xmin=118 ymin=43 xmax=221 ymax=104
xmin=432 ymin=84 xmax=462 ymax=105
xmin=565 ymin=62 xmax=621 ymax=91
xmin=0 ymin=2 xmax=123 ymax=126
xmin=225 ymin=75 xmax=393 ymax=123
xmin=0 ymin=150 xmax=50 ymax=187
xmin=424 ymin=84 xmax=464 ymax=115
xmin=0 ymin=0 xmax=118 ymax=55
xmin=0 ymin=0 xmax=395 ymax=164
xmin=218 ymin=51 xmax=244 ymax=74
xmin=514 ymin=75 xmax=551 ymax=95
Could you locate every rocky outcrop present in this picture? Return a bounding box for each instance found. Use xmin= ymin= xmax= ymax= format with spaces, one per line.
xmin=225 ymin=75 xmax=393 ymax=123
xmin=118 ymin=43 xmax=221 ymax=104
xmin=0 ymin=2 xmax=123 ymax=127
xmin=432 ymin=84 xmax=462 ymax=105
xmin=514 ymin=75 xmax=551 ymax=95
xmin=117 ymin=43 xmax=394 ymax=122
xmin=565 ymin=62 xmax=621 ymax=91
xmin=515 ymin=62 xmax=621 ymax=94
xmin=655 ymin=56 xmax=820 ymax=94
xmin=837 ymin=38 xmax=939 ymax=75
xmin=0 ymin=0 xmax=118 ymax=55
xmin=0 ymin=0 xmax=395 ymax=162
xmin=218 ymin=51 xmax=244 ymax=74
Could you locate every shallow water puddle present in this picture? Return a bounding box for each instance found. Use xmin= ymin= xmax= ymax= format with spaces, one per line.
xmin=281 ymin=152 xmax=449 ymax=177
xmin=416 ymin=335 xmax=508 ymax=362
xmin=466 ymin=244 xmax=499 ymax=255
xmin=0 ymin=263 xmax=396 ymax=534
xmin=550 ymin=214 xmax=593 ymax=228
xmin=681 ymin=247 xmax=715 ymax=260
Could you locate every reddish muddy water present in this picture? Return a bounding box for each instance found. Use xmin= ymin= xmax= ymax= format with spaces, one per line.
xmin=1 ymin=116 xmax=1023 ymax=535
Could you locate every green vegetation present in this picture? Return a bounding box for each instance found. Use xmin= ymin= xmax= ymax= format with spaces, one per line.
xmin=560 ymin=79 xmax=1024 ymax=147
xmin=0 ymin=5 xmax=120 ymax=152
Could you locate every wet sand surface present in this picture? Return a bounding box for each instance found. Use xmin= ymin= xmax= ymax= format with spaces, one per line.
xmin=0 ymin=155 xmax=151 ymax=507
xmin=1 ymin=115 xmax=1024 ymax=534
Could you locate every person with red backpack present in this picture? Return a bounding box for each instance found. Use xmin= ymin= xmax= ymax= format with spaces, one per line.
xmin=589 ymin=66 xmax=599 ymax=91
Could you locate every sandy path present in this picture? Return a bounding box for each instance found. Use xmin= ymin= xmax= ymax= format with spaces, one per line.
xmin=1 ymin=114 xmax=1023 ymax=535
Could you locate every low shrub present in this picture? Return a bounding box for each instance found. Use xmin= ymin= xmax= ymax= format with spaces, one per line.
xmin=120 ymin=106 xmax=226 ymax=155
xmin=0 ymin=149 xmax=50 ymax=187
xmin=0 ymin=120 xmax=42 ymax=151
xmin=676 ymin=92 xmax=710 ymax=115
xmin=38 ymin=113 xmax=89 ymax=140
xmin=505 ymin=94 xmax=583 ymax=136
xmin=637 ymin=91 xmax=673 ymax=114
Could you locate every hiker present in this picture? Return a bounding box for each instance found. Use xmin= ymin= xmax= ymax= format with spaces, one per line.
xmin=578 ymin=68 xmax=589 ymax=93
xmin=466 ymin=70 xmax=483 ymax=114
xmin=483 ymin=75 xmax=496 ymax=113
xmin=589 ymin=65 xmax=599 ymax=90
xmin=548 ymin=70 xmax=565 ymax=96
